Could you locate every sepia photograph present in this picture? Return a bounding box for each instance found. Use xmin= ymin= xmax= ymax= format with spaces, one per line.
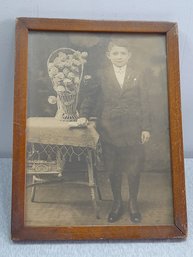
xmin=26 ymin=31 xmax=172 ymax=226
xmin=12 ymin=18 xmax=186 ymax=240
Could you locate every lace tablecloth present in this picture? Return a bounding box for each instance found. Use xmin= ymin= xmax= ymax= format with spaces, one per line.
xmin=27 ymin=117 xmax=99 ymax=149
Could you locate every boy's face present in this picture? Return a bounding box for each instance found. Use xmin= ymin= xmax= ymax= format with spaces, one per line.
xmin=107 ymin=45 xmax=131 ymax=67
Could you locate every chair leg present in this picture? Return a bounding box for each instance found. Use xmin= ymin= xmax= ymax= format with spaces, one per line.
xmin=87 ymin=149 xmax=100 ymax=219
xmin=31 ymin=175 xmax=37 ymax=202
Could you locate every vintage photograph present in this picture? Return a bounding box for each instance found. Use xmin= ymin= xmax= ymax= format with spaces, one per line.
xmin=25 ymin=31 xmax=174 ymax=227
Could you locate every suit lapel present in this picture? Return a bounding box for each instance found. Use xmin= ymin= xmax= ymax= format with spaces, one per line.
xmin=121 ymin=66 xmax=135 ymax=94
xmin=105 ymin=65 xmax=122 ymax=94
xmin=102 ymin=64 xmax=136 ymax=97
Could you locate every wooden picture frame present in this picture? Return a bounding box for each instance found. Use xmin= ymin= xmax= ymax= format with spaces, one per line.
xmin=12 ymin=17 xmax=187 ymax=241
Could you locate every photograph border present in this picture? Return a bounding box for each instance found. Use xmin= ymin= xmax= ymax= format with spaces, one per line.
xmin=11 ymin=17 xmax=187 ymax=241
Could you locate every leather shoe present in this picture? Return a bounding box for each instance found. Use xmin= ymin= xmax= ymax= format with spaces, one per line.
xmin=108 ymin=202 xmax=123 ymax=223
xmin=129 ymin=200 xmax=141 ymax=223
xmin=130 ymin=212 xmax=141 ymax=223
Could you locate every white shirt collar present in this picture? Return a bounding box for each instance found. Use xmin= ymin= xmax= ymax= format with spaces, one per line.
xmin=113 ymin=64 xmax=127 ymax=74
xmin=113 ymin=65 xmax=127 ymax=88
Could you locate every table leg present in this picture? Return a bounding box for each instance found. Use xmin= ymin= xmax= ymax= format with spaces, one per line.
xmin=87 ymin=149 xmax=100 ymax=219
xmin=95 ymin=177 xmax=102 ymax=201
xmin=56 ymin=150 xmax=65 ymax=177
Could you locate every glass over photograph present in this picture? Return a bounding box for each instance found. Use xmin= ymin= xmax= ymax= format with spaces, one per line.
xmin=25 ymin=31 xmax=173 ymax=227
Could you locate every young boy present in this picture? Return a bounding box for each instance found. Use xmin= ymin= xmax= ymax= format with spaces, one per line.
xmin=78 ymin=38 xmax=150 ymax=223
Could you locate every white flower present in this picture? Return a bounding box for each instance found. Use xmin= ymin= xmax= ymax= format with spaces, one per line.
xmin=48 ymin=62 xmax=55 ymax=71
xmin=57 ymin=62 xmax=66 ymax=69
xmin=71 ymin=65 xmax=79 ymax=73
xmin=63 ymin=78 xmax=72 ymax=85
xmin=68 ymin=72 xmax=75 ymax=79
xmin=80 ymin=59 xmax=87 ymax=64
xmin=53 ymin=56 xmax=66 ymax=69
xmin=84 ymin=75 xmax=92 ymax=80
xmin=48 ymin=96 xmax=57 ymax=104
xmin=72 ymin=59 xmax=81 ymax=66
xmin=57 ymin=85 xmax=65 ymax=92
xmin=49 ymin=67 xmax=59 ymax=78
xmin=53 ymin=57 xmax=60 ymax=65
xmin=63 ymin=68 xmax=70 ymax=76
xmin=58 ymin=52 xmax=67 ymax=61
xmin=64 ymin=59 xmax=73 ymax=67
xmin=56 ymin=72 xmax=64 ymax=80
xmin=53 ymin=77 xmax=61 ymax=86
xmin=74 ymin=76 xmax=80 ymax=84
xmin=81 ymin=52 xmax=88 ymax=58
xmin=73 ymin=51 xmax=81 ymax=59
xmin=68 ymin=54 xmax=74 ymax=60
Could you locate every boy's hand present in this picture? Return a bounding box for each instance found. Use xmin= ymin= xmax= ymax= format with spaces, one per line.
xmin=77 ymin=117 xmax=88 ymax=127
xmin=141 ymin=131 xmax=150 ymax=144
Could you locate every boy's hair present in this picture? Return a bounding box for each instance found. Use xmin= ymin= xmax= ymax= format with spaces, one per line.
xmin=107 ymin=38 xmax=131 ymax=52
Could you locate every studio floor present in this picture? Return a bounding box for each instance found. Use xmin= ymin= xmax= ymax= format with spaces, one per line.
xmin=0 ymin=158 xmax=192 ymax=257
xmin=25 ymin=171 xmax=174 ymax=227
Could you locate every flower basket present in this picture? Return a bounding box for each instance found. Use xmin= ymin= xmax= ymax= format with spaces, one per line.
xmin=47 ymin=48 xmax=88 ymax=121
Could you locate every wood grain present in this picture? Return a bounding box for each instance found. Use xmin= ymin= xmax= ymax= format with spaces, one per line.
xmin=11 ymin=18 xmax=187 ymax=241
xmin=167 ymin=24 xmax=187 ymax=235
xmin=12 ymin=19 xmax=28 ymax=238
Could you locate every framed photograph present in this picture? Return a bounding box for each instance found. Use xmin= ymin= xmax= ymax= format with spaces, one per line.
xmin=12 ymin=18 xmax=187 ymax=240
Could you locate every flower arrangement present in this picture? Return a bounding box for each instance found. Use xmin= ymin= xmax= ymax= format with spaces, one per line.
xmin=47 ymin=48 xmax=89 ymax=121
xmin=48 ymin=49 xmax=88 ymax=92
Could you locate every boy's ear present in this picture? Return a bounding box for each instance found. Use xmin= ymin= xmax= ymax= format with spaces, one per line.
xmin=128 ymin=52 xmax=132 ymax=59
xmin=106 ymin=51 xmax=110 ymax=60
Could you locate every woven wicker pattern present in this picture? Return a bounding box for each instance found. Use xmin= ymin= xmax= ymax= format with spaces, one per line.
xmin=47 ymin=48 xmax=88 ymax=121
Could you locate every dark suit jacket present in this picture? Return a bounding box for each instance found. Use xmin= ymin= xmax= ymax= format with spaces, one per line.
xmin=79 ymin=64 xmax=150 ymax=146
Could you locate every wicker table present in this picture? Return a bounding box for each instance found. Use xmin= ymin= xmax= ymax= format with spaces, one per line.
xmin=26 ymin=117 xmax=101 ymax=218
